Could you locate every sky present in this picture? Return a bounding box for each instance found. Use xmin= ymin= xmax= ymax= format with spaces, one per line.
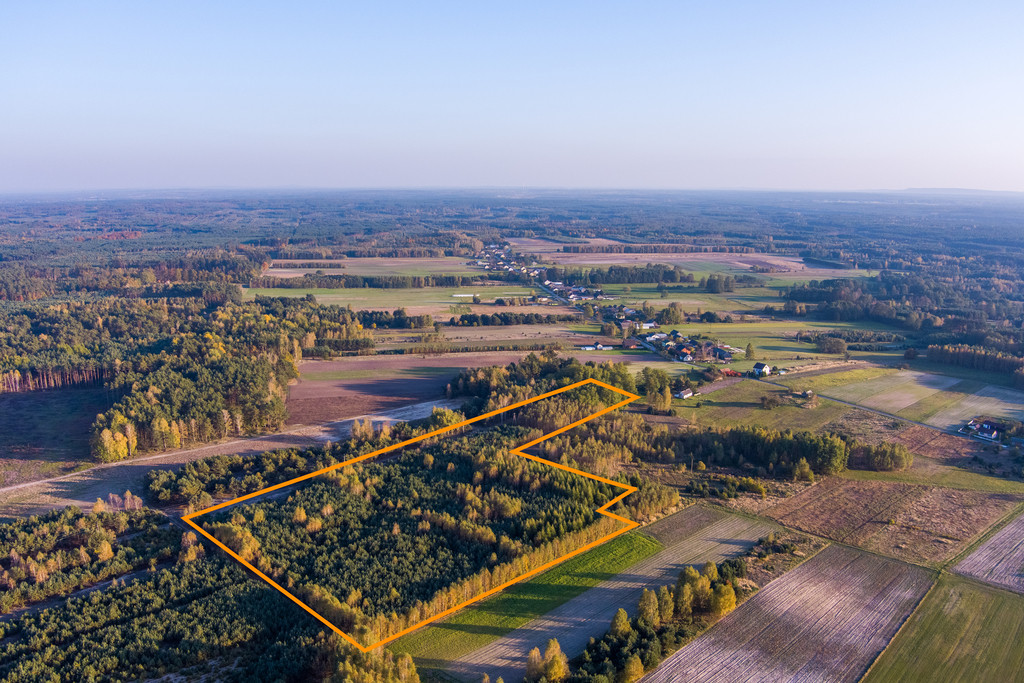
xmin=1 ymin=1 xmax=1022 ymax=193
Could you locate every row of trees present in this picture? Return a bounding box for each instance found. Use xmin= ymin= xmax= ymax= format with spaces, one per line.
xmin=570 ymin=558 xmax=743 ymax=682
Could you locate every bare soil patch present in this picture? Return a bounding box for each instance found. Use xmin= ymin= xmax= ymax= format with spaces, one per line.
xmin=646 ymin=545 xmax=933 ymax=683
xmin=766 ymin=477 xmax=1021 ymax=565
xmin=955 ymin=509 xmax=1024 ymax=594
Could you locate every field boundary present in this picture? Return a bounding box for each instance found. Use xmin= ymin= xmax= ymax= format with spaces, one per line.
xmin=183 ymin=378 xmax=640 ymax=652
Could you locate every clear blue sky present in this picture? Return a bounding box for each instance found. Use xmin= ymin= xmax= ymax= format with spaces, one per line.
xmin=2 ymin=1 xmax=1022 ymax=192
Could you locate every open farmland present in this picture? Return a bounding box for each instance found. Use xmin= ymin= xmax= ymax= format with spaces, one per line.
xmin=511 ymin=245 xmax=878 ymax=281
xmin=954 ymin=508 xmax=1024 ymax=593
xmin=865 ymin=575 xmax=1024 ymax=682
xmin=267 ymin=256 xmax=479 ymax=277
xmin=673 ymin=379 xmax=850 ymax=431
xmin=289 ymin=349 xmax=671 ymax=425
xmin=645 ymin=545 xmax=932 ymax=683
xmin=766 ymin=477 xmax=1021 ymax=565
xmin=445 ymin=506 xmax=774 ymax=683
xmin=244 ymin=284 xmax=578 ymax=318
xmin=780 ymin=367 xmax=1024 ymax=429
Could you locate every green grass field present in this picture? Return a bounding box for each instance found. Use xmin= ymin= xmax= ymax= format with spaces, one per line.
xmin=778 ymin=367 xmax=1024 ymax=429
xmin=865 ymin=575 xmax=1024 ymax=683
xmin=840 ymin=463 xmax=1024 ymax=495
xmin=597 ymin=283 xmax=778 ymax=312
xmin=676 ymin=379 xmax=849 ymax=431
xmin=245 ymin=285 xmax=545 ymax=313
xmin=389 ymin=531 xmax=662 ymax=669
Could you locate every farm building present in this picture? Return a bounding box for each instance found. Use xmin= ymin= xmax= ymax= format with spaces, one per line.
xmin=961 ymin=417 xmax=1003 ymax=441
xmin=622 ymin=338 xmax=640 ymax=349
xmin=674 ymin=389 xmax=694 ymax=399
xmin=713 ymin=348 xmax=733 ymax=362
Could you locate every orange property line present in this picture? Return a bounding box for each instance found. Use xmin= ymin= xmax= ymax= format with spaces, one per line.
xmin=182 ymin=378 xmax=640 ymax=653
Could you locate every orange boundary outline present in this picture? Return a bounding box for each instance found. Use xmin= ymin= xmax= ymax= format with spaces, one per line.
xmin=183 ymin=378 xmax=640 ymax=652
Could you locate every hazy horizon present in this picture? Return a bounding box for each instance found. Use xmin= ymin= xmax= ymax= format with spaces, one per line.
xmin=3 ymin=2 xmax=1022 ymax=193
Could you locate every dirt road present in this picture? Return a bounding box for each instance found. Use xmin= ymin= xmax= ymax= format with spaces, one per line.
xmin=0 ymin=399 xmax=460 ymax=520
xmin=446 ymin=507 xmax=774 ymax=683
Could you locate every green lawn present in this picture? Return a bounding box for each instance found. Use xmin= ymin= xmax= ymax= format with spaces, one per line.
xmin=389 ymin=531 xmax=662 ymax=670
xmin=865 ymin=575 xmax=1024 ymax=683
xmin=775 ymin=367 xmax=897 ymax=393
xmin=676 ymin=379 xmax=850 ymax=431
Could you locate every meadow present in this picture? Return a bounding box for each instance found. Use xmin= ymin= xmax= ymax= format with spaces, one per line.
xmin=778 ymin=367 xmax=1024 ymax=429
xmin=672 ymin=379 xmax=850 ymax=431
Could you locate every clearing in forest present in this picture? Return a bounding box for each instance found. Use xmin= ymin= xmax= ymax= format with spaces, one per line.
xmin=184 ymin=378 xmax=639 ymax=652
xmin=644 ymin=545 xmax=933 ymax=683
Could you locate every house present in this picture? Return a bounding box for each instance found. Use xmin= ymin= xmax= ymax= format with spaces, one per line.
xmin=674 ymin=389 xmax=694 ymax=400
xmin=622 ymin=338 xmax=640 ymax=349
xmin=713 ymin=348 xmax=733 ymax=362
xmin=619 ymin=321 xmax=636 ymax=331
xmin=752 ymin=362 xmax=771 ymax=377
xmin=595 ymin=343 xmax=606 ymax=351
xmin=963 ymin=418 xmax=1001 ymax=440
xmin=640 ymin=321 xmax=659 ymax=330
xmin=680 ymin=354 xmax=693 ymax=362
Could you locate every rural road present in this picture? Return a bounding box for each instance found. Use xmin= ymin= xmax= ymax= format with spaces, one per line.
xmin=0 ymin=398 xmax=460 ymax=520
xmin=446 ymin=507 xmax=775 ymax=683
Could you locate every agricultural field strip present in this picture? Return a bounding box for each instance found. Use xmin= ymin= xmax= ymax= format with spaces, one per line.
xmin=446 ymin=511 xmax=773 ymax=683
xmin=863 ymin=575 xmax=1024 ymax=682
xmin=953 ymin=508 xmax=1024 ymax=594
xmin=643 ymin=546 xmax=933 ymax=683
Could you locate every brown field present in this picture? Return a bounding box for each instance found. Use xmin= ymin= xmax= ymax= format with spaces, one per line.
xmin=0 ymin=386 xmax=111 ymax=488
xmin=891 ymin=425 xmax=986 ymax=464
xmin=447 ymin=507 xmax=774 ymax=683
xmin=766 ymin=477 xmax=1021 ymax=565
xmin=954 ymin=508 xmax=1024 ymax=594
xmin=645 ymin=545 xmax=933 ymax=683
xmin=509 ymin=246 xmax=871 ymax=280
xmin=289 ymin=349 xmax=666 ymax=425
xmin=267 ymin=256 xmax=478 ymax=277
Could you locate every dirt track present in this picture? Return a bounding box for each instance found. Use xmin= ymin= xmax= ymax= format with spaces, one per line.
xmin=644 ymin=545 xmax=932 ymax=683
xmin=446 ymin=507 xmax=774 ymax=683
xmin=0 ymin=399 xmax=459 ymax=521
